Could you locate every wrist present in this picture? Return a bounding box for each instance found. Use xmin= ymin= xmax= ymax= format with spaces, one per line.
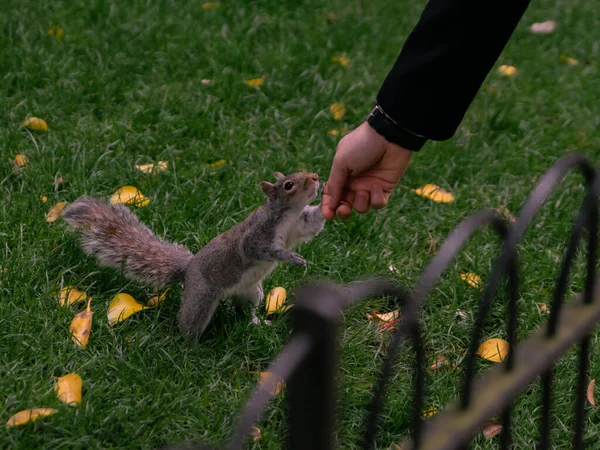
xmin=366 ymin=104 xmax=427 ymax=151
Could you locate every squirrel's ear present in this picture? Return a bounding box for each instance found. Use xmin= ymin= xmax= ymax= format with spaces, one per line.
xmin=273 ymin=171 xmax=285 ymax=181
xmin=260 ymin=181 xmax=277 ymax=200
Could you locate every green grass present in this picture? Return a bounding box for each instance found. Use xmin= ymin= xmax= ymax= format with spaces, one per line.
xmin=1 ymin=0 xmax=599 ymax=448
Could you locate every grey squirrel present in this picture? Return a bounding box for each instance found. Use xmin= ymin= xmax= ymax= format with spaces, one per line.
xmin=62 ymin=171 xmax=325 ymax=336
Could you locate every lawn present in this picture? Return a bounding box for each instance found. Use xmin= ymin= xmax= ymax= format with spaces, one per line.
xmin=1 ymin=0 xmax=599 ymax=448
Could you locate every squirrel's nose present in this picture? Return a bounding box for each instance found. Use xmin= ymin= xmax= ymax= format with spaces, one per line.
xmin=310 ymin=173 xmax=318 ymax=182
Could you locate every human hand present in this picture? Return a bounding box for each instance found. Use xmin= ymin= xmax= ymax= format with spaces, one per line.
xmin=322 ymin=122 xmax=412 ymax=220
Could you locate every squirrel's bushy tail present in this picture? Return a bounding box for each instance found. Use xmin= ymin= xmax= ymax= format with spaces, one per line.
xmin=62 ymin=198 xmax=193 ymax=287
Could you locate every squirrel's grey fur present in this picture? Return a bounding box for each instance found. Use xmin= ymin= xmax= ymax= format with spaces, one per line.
xmin=62 ymin=171 xmax=325 ymax=337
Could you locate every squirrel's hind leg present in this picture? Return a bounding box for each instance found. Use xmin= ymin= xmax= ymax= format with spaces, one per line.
xmin=232 ymin=284 xmax=264 ymax=312
xmin=178 ymin=282 xmax=221 ymax=337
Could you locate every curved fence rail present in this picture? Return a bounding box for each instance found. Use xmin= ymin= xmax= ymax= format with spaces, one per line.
xmin=164 ymin=153 xmax=600 ymax=450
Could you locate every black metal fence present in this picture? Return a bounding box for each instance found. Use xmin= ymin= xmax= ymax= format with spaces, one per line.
xmin=166 ymin=153 xmax=600 ymax=450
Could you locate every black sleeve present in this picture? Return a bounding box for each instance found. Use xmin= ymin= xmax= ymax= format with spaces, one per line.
xmin=377 ymin=0 xmax=531 ymax=141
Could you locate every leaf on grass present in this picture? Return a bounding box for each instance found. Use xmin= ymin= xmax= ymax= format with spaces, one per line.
xmin=202 ymin=2 xmax=219 ymax=9
xmin=538 ymin=303 xmax=550 ymax=314
xmin=483 ymin=420 xmax=503 ymax=439
xmin=330 ymin=103 xmax=345 ymax=121
xmin=331 ymin=56 xmax=350 ymax=67
xmin=530 ymin=20 xmax=556 ymax=34
xmin=258 ymin=372 xmax=285 ymax=396
xmin=14 ymin=154 xmax=28 ymax=169
xmin=498 ymin=65 xmax=517 ymax=77
xmin=265 ymin=287 xmax=288 ymax=315
xmin=23 ymin=117 xmax=48 ymax=131
xmin=59 ymin=286 xmax=87 ymax=306
xmin=40 ymin=195 xmax=48 ymax=203
xmin=371 ymin=310 xmax=401 ymax=323
xmin=147 ymin=289 xmax=169 ymax=307
xmin=54 ymin=373 xmax=82 ymax=406
xmin=413 ymin=184 xmax=455 ymax=203
xmin=201 ymin=79 xmax=211 ymax=85
xmin=46 ymin=202 xmax=68 ymax=223
xmin=328 ymin=128 xmax=345 ymax=136
xmin=496 ymin=206 xmax=516 ymax=223
xmin=588 ymin=379 xmax=596 ymax=407
xmin=422 ymin=407 xmax=438 ymax=418
xmin=6 ymin=408 xmax=57 ymax=428
xmin=209 ymin=159 xmax=226 ymax=168
xmin=70 ymin=298 xmax=93 ymax=348
xmin=388 ymin=264 xmax=400 ymax=275
xmin=107 ymin=293 xmax=148 ymax=326
xmin=456 ymin=310 xmax=467 ymax=320
xmin=429 ymin=354 xmax=450 ymax=371
xmin=460 ymin=272 xmax=481 ymax=288
xmin=245 ymin=76 xmax=266 ymax=87
xmin=110 ymin=186 xmax=150 ymax=207
xmin=559 ymin=55 xmax=579 ymax=66
xmin=48 ymin=25 xmax=64 ymax=40
xmin=250 ymin=425 xmax=261 ymax=441
xmin=136 ymin=161 xmax=168 ymax=174
xmin=476 ymin=338 xmax=509 ymax=362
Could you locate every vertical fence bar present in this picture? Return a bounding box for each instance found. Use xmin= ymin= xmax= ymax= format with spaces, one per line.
xmin=572 ymin=336 xmax=590 ymax=450
xmin=286 ymin=288 xmax=341 ymax=450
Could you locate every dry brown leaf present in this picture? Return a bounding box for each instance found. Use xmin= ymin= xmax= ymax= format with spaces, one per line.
xmin=328 ymin=128 xmax=346 ymax=136
xmin=538 ymin=303 xmax=550 ymax=314
xmin=201 ymin=79 xmax=211 ymax=85
xmin=6 ymin=408 xmax=58 ymax=427
xmin=258 ymin=372 xmax=285 ymax=396
xmin=40 ymin=195 xmax=48 ymax=203
xmin=202 ymin=2 xmax=219 ymax=9
xmin=413 ymin=184 xmax=455 ymax=203
xmin=46 ymin=202 xmax=68 ymax=223
xmin=209 ymin=159 xmax=226 ymax=168
xmin=23 ymin=117 xmax=48 ymax=131
xmin=14 ymin=154 xmax=28 ymax=169
xmin=530 ymin=20 xmax=557 ymax=34
xmin=460 ymin=272 xmax=481 ymax=288
xmin=70 ymin=298 xmax=93 ymax=348
xmin=483 ymin=420 xmax=503 ymax=439
xmin=476 ymin=338 xmax=509 ymax=362
xmin=250 ymin=425 xmax=261 ymax=441
xmin=498 ymin=65 xmax=517 ymax=77
xmin=456 ymin=310 xmax=467 ymax=320
xmin=587 ymin=379 xmax=596 ymax=407
xmin=54 ymin=373 xmax=82 ymax=406
xmin=330 ymin=103 xmax=345 ymax=121
xmin=496 ymin=206 xmax=516 ymax=223
xmin=371 ymin=310 xmax=400 ymax=322
xmin=48 ymin=25 xmax=64 ymax=40
xmin=136 ymin=161 xmax=168 ymax=174
xmin=388 ymin=264 xmax=400 ymax=275
xmin=559 ymin=55 xmax=579 ymax=66
xmin=429 ymin=354 xmax=450 ymax=371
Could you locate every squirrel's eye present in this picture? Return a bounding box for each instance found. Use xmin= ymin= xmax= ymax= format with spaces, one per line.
xmin=284 ymin=181 xmax=294 ymax=191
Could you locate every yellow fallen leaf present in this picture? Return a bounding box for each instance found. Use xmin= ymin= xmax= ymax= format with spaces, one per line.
xmin=23 ymin=117 xmax=48 ymax=131
xmin=110 ymin=186 xmax=150 ymax=207
xmin=413 ymin=184 xmax=455 ymax=203
xmin=209 ymin=159 xmax=226 ymax=168
xmin=559 ymin=55 xmax=579 ymax=66
xmin=250 ymin=425 xmax=261 ymax=441
xmin=498 ymin=65 xmax=517 ymax=77
xmin=70 ymin=298 xmax=93 ymax=348
xmin=136 ymin=161 xmax=168 ymax=174
xmin=245 ymin=76 xmax=266 ymax=87
xmin=258 ymin=372 xmax=285 ymax=396
xmin=202 ymin=1 xmax=219 ymax=9
xmin=331 ymin=55 xmax=350 ymax=67
xmin=588 ymin=379 xmax=596 ymax=407
xmin=54 ymin=373 xmax=82 ymax=406
xmin=265 ymin=287 xmax=287 ymax=315
xmin=147 ymin=289 xmax=169 ymax=307
xmin=46 ymin=201 xmax=67 ymax=223
xmin=460 ymin=272 xmax=481 ymax=288
xmin=483 ymin=420 xmax=503 ymax=439
xmin=14 ymin=154 xmax=28 ymax=169
xmin=476 ymin=338 xmax=509 ymax=362
xmin=48 ymin=25 xmax=64 ymax=40
xmin=530 ymin=20 xmax=557 ymax=34
xmin=422 ymin=407 xmax=438 ymax=418
xmin=429 ymin=354 xmax=450 ymax=371
xmin=59 ymin=286 xmax=87 ymax=306
xmin=330 ymin=103 xmax=345 ymax=121
xmin=6 ymin=408 xmax=58 ymax=428
xmin=107 ymin=293 xmax=148 ymax=326
xmin=328 ymin=128 xmax=345 ymax=136
xmin=370 ymin=310 xmax=401 ymax=322
xmin=538 ymin=303 xmax=550 ymax=314
xmin=40 ymin=195 xmax=48 ymax=203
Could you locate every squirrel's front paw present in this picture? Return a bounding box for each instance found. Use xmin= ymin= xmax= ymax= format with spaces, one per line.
xmin=290 ymin=253 xmax=307 ymax=266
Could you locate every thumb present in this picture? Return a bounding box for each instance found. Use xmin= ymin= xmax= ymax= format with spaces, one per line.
xmin=325 ymin=157 xmax=349 ymax=212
